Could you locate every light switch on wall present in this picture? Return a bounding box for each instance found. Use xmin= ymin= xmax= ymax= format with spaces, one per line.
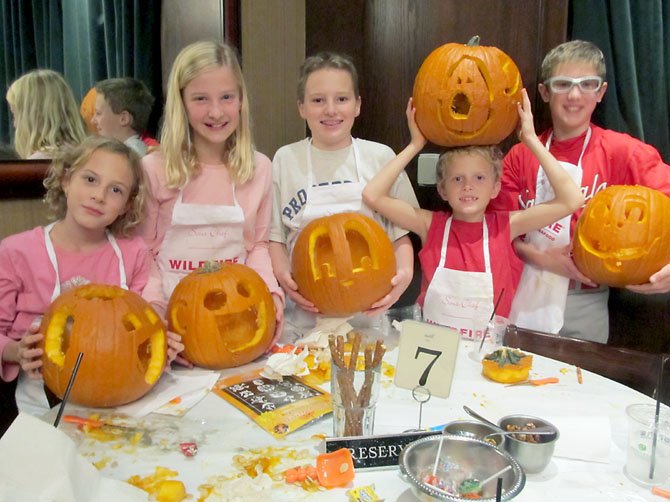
xmin=417 ymin=153 xmax=439 ymax=186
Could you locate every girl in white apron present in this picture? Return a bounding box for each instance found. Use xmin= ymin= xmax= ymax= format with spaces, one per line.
xmin=137 ymin=41 xmax=283 ymax=340
xmin=363 ymin=91 xmax=585 ymax=335
xmin=0 ymin=136 xmax=149 ymax=416
xmin=269 ymin=52 xmax=417 ymax=335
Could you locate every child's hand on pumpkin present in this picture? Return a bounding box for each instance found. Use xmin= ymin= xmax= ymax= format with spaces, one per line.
xmin=17 ymin=326 xmax=44 ymax=379
xmin=406 ymin=97 xmax=427 ymax=150
xmin=165 ymin=330 xmax=193 ymax=370
xmin=365 ymin=268 xmax=412 ymax=316
xmin=627 ymin=262 xmax=670 ymax=295
xmin=275 ymin=269 xmax=319 ymax=313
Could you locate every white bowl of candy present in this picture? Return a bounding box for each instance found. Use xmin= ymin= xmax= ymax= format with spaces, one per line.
xmin=399 ymin=434 xmax=525 ymax=501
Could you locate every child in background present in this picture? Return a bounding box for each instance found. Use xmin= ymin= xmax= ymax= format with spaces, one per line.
xmin=92 ymin=78 xmax=156 ymax=157
xmin=489 ymin=40 xmax=670 ymax=342
xmin=5 ymin=69 xmax=87 ymax=159
xmin=363 ymin=90 xmax=584 ymax=338
xmin=270 ymin=52 xmax=419 ymax=332
xmin=0 ymin=136 xmax=181 ymax=415
xmin=138 ymin=41 xmax=284 ymax=349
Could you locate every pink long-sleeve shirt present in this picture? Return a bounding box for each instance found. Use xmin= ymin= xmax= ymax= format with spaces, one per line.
xmin=137 ymin=150 xmax=282 ymax=313
xmin=0 ymin=227 xmax=150 ymax=381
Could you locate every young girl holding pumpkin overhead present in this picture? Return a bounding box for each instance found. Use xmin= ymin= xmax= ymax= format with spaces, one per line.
xmin=138 ymin=41 xmax=284 ymax=347
xmin=269 ymin=52 xmax=419 ymax=331
xmin=0 ymin=136 xmax=177 ymax=415
xmin=362 ymin=90 xmax=584 ymax=338
xmin=6 ymin=69 xmax=87 ymax=159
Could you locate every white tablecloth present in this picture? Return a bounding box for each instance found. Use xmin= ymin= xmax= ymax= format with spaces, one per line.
xmin=52 ymin=336 xmax=665 ymax=501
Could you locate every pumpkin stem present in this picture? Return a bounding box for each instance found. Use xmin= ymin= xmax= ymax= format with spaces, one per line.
xmin=466 ymin=35 xmax=481 ymax=47
xmin=198 ymin=261 xmax=222 ymax=274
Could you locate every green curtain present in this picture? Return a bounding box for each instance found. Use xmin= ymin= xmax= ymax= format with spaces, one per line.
xmin=571 ymin=0 xmax=670 ymax=161
xmin=0 ymin=0 xmax=162 ymax=146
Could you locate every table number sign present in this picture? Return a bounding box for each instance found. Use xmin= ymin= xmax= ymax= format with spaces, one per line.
xmin=394 ymin=320 xmax=460 ymax=398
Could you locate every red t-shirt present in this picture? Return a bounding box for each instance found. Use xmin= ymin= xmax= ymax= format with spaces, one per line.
xmin=417 ymin=211 xmax=519 ymax=317
xmin=490 ymin=124 xmax=670 ymax=236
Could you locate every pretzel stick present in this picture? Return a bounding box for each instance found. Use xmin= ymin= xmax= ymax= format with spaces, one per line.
xmin=357 ymin=340 xmax=386 ymax=409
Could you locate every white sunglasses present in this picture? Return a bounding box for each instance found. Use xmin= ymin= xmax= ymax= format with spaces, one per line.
xmin=544 ymin=76 xmax=604 ymax=94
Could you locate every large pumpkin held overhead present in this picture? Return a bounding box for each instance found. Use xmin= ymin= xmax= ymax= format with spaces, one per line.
xmin=573 ymin=185 xmax=670 ymax=287
xmin=291 ymin=212 xmax=396 ymax=316
xmin=413 ymin=36 xmax=523 ymax=147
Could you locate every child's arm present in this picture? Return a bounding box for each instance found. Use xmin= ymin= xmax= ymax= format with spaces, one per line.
xmin=363 ymin=98 xmax=433 ymax=242
xmin=508 ymin=89 xmax=585 ymax=239
xmin=365 ymin=235 xmax=414 ymax=315
xmin=269 ymin=241 xmax=318 ymax=312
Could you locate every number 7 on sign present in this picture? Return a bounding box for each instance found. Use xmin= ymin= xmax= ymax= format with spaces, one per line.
xmin=394 ymin=320 xmax=460 ymax=398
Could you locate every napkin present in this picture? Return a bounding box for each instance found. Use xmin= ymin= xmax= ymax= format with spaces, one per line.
xmin=0 ymin=413 xmax=148 ymax=501
xmin=114 ymin=368 xmax=220 ymax=418
xmin=550 ymin=415 xmax=611 ymax=463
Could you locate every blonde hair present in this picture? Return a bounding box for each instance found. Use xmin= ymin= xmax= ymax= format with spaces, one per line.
xmin=6 ymin=69 xmax=87 ymax=159
xmin=43 ymin=136 xmax=147 ymax=237
xmin=297 ymin=52 xmax=360 ymax=102
xmin=540 ymin=40 xmax=606 ymax=83
xmin=436 ymin=145 xmax=503 ymax=185
xmin=161 ymin=40 xmax=255 ymax=188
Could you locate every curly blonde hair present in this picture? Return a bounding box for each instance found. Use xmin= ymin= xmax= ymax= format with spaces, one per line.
xmin=161 ymin=40 xmax=255 ymax=188
xmin=6 ymin=69 xmax=87 ymax=159
xmin=43 ymin=136 xmax=147 ymax=237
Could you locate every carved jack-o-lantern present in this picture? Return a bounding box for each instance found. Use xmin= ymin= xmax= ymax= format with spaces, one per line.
xmin=413 ymin=36 xmax=523 ymax=147
xmin=291 ymin=212 xmax=396 ymax=316
xmin=80 ymin=87 xmax=98 ymax=134
xmin=40 ymin=284 xmax=167 ymax=408
xmin=168 ymin=262 xmax=276 ymax=369
xmin=573 ymin=185 xmax=670 ymax=287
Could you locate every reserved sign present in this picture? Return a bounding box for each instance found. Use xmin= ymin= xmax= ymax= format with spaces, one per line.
xmin=325 ymin=430 xmax=441 ymax=470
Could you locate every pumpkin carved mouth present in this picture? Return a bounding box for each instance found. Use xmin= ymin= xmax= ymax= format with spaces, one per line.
xmin=215 ymin=302 xmax=267 ymax=353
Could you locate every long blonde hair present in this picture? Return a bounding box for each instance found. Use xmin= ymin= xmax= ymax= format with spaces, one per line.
xmin=161 ymin=41 xmax=255 ymax=188
xmin=6 ymin=69 xmax=87 ymax=159
xmin=43 ymin=136 xmax=147 ymax=237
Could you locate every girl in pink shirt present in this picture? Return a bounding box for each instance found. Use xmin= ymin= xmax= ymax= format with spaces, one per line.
xmin=0 ymin=136 xmax=183 ymax=414
xmin=136 ymin=41 xmax=284 ymax=356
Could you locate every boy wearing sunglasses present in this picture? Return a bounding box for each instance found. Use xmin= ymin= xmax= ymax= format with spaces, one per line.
xmin=490 ymin=40 xmax=670 ymax=343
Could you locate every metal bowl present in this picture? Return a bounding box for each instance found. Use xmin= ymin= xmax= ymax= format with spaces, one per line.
xmin=399 ymin=434 xmax=525 ymax=501
xmin=443 ymin=419 xmax=506 ymax=448
xmin=498 ymin=414 xmax=560 ymax=474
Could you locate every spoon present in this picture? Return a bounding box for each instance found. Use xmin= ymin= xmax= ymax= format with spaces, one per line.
xmin=459 ymin=465 xmax=512 ymax=497
xmin=484 ymin=428 xmax=556 ymax=440
xmin=463 ymin=405 xmax=501 ymax=431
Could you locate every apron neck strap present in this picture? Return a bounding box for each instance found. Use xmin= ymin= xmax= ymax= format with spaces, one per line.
xmin=438 ymin=216 xmax=491 ymax=272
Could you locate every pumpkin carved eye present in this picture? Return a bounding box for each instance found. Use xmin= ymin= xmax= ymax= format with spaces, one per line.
xmin=204 ymin=290 xmax=227 ymax=310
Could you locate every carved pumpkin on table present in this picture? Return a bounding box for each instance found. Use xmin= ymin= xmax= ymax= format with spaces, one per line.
xmin=413 ymin=36 xmax=523 ymax=147
xmin=168 ymin=262 xmax=276 ymax=369
xmin=291 ymin=212 xmax=396 ymax=316
xmin=573 ymin=185 xmax=670 ymax=287
xmin=40 ymin=284 xmax=167 ymax=408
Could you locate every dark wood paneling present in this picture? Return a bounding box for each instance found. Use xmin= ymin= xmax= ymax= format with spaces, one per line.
xmin=0 ymin=160 xmax=49 ymax=199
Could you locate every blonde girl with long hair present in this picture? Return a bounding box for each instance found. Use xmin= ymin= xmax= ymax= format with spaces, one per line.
xmin=6 ymin=69 xmax=87 ymax=159
xmin=138 ymin=41 xmax=284 ymax=361
xmin=0 ymin=136 xmax=184 ymax=416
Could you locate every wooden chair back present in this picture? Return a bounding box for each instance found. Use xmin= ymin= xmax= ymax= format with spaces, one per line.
xmin=504 ymin=324 xmax=668 ymax=403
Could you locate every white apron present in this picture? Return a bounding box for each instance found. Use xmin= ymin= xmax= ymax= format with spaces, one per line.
xmin=286 ymin=138 xmax=379 ymax=330
xmin=509 ymin=128 xmax=589 ymax=333
xmin=423 ymin=216 xmax=494 ymax=339
xmin=286 ymin=138 xmax=374 ymax=254
xmin=16 ymin=223 xmax=127 ymax=416
xmin=157 ymin=183 xmax=247 ymax=299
